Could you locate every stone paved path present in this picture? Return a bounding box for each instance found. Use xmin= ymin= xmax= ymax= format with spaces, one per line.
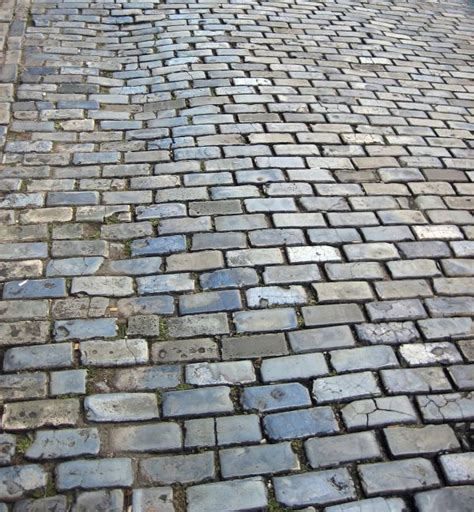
xmin=0 ymin=0 xmax=474 ymax=509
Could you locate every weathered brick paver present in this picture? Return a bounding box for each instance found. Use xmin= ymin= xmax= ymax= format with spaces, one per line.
xmin=0 ymin=0 xmax=473 ymax=509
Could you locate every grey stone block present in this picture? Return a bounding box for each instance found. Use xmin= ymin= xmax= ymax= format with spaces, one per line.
xmin=305 ymin=431 xmax=382 ymax=468
xmin=261 ymin=353 xmax=328 ymax=382
xmin=440 ymin=453 xmax=474 ymax=484
xmin=187 ymin=478 xmax=267 ymax=512
xmin=54 ymin=318 xmax=117 ymax=341
xmin=264 ymin=407 xmax=339 ymax=440
xmin=109 ymin=423 xmax=181 ymax=453
xmin=185 ymin=361 xmax=255 ymax=385
xmin=200 ymin=268 xmax=258 ymax=289
xmin=330 ymin=345 xmax=398 ymax=372
xmin=73 ymin=490 xmax=123 ymax=512
xmin=185 ymin=418 xmax=215 ymax=448
xmin=220 ymin=442 xmax=299 ymax=478
xmin=0 ymin=465 xmax=48 ymax=501
xmin=3 ymin=343 xmax=73 ymax=371
xmin=162 ymin=386 xmax=233 ymax=417
xmin=289 ymin=325 xmax=355 ymax=352
xmin=56 ymin=458 xmax=133 ymax=490
xmin=80 ymin=339 xmax=148 ymax=367
xmin=326 ymin=497 xmax=407 ymax=512
xmin=179 ymin=290 xmax=242 ymax=314
xmin=15 ymin=496 xmax=69 ymax=512
xmin=0 ymin=434 xmax=15 ymax=465
xmin=85 ymin=393 xmax=159 ymax=422
xmin=132 ymin=488 xmax=174 ymax=512
xmin=359 ymin=458 xmax=440 ymax=495
xmin=242 ymin=383 xmax=311 ymax=412
xmin=381 ymin=368 xmax=452 ymax=394
xmin=112 ymin=365 xmax=180 ymax=391
xmin=3 ymin=278 xmax=67 ymax=299
xmin=140 ymin=452 xmax=214 ymax=484
xmin=415 ymin=486 xmax=474 ymax=512
xmin=273 ymin=468 xmax=356 ymax=508
xmin=342 ymin=396 xmax=418 ymax=430
xmin=417 ymin=392 xmax=474 ymax=422
xmin=216 ymin=415 xmax=262 ymax=446
xmin=3 ymin=399 xmax=80 ymax=430
xmin=356 ymin=322 xmax=419 ymax=345
xmin=234 ymin=308 xmax=297 ymax=333
xmin=313 ymin=372 xmax=381 ymax=403
xmin=26 ymin=428 xmax=100 ymax=460
xmin=384 ymin=425 xmax=460 ymax=457
xmin=222 ymin=333 xmax=289 ymax=359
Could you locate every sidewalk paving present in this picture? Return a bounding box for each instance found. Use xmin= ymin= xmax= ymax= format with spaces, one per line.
xmin=0 ymin=0 xmax=473 ymax=509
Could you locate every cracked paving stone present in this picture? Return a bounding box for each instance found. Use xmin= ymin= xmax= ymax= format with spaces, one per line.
xmin=342 ymin=396 xmax=418 ymax=430
xmin=416 ymin=392 xmax=474 ymax=422
xmin=356 ymin=322 xmax=420 ymax=345
xmin=381 ymin=368 xmax=452 ymax=394
xmin=313 ymin=372 xmax=381 ymax=403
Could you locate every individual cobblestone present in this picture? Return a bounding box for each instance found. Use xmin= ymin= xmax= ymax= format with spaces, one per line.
xmin=359 ymin=458 xmax=440 ymax=495
xmin=305 ymin=432 xmax=382 ymax=469
xmin=186 ymin=478 xmax=267 ymax=512
xmin=273 ymin=469 xmax=356 ymax=508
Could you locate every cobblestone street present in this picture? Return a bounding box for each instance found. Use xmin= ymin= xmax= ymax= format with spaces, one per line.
xmin=0 ymin=0 xmax=474 ymax=509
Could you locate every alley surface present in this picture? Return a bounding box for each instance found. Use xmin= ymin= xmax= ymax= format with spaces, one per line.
xmin=0 ymin=0 xmax=473 ymax=510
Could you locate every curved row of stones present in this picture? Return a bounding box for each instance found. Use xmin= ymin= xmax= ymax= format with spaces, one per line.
xmin=0 ymin=0 xmax=473 ymax=510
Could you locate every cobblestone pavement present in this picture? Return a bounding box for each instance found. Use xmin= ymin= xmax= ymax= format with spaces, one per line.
xmin=0 ymin=0 xmax=473 ymax=509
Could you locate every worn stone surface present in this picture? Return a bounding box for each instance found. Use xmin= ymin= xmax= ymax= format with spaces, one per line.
xmin=305 ymin=432 xmax=382 ymax=469
xmin=85 ymin=393 xmax=159 ymax=422
xmin=140 ymin=452 xmax=214 ymax=485
xmin=56 ymin=459 xmax=133 ymax=490
xmin=219 ymin=443 xmax=299 ymax=478
xmin=415 ymin=486 xmax=474 ymax=512
xmin=26 ymin=428 xmax=100 ymax=460
xmin=0 ymin=465 xmax=48 ymax=501
xmin=359 ymin=458 xmax=440 ymax=495
xmin=273 ymin=469 xmax=357 ymax=507
xmin=1 ymin=0 xmax=473 ymax=507
xmin=187 ymin=478 xmax=267 ymax=512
